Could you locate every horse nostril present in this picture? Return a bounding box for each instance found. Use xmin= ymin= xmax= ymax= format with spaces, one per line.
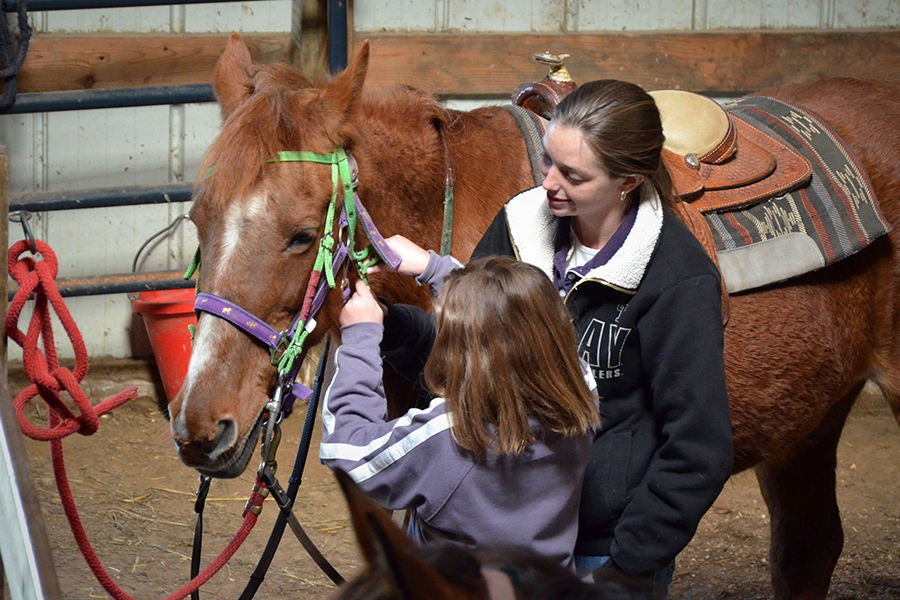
xmin=209 ymin=418 xmax=238 ymax=459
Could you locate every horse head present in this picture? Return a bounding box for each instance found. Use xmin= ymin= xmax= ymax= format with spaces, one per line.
xmin=331 ymin=468 xmax=482 ymax=600
xmin=169 ymin=30 xmax=535 ymax=478
xmin=331 ymin=468 xmax=653 ymax=600
xmin=169 ymin=33 xmax=389 ymax=477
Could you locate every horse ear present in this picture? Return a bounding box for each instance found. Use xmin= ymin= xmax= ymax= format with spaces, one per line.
xmin=214 ymin=32 xmax=256 ymax=120
xmin=314 ymin=40 xmax=370 ymax=137
xmin=333 ymin=469 xmax=455 ymax=600
xmin=333 ymin=467 xmax=413 ymax=563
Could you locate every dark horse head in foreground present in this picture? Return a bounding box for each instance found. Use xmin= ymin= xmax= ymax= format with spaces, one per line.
xmin=330 ymin=468 xmax=652 ymax=600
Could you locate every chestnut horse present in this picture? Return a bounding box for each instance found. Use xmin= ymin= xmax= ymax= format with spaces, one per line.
xmin=171 ymin=33 xmax=900 ymax=600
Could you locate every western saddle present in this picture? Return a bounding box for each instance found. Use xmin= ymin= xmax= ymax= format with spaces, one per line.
xmin=512 ymin=52 xmax=812 ymax=214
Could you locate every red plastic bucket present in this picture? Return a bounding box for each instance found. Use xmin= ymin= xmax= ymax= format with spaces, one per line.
xmin=131 ymin=288 xmax=197 ymax=402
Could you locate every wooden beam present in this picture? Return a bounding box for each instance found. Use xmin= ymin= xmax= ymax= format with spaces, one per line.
xmin=17 ymin=32 xmax=292 ymax=94
xmin=352 ymin=30 xmax=900 ymax=96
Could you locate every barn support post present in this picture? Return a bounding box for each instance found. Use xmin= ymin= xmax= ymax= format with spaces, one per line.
xmin=0 ymin=145 xmax=62 ymax=600
xmin=291 ymin=0 xmax=329 ymax=78
xmin=326 ymin=0 xmax=348 ymax=73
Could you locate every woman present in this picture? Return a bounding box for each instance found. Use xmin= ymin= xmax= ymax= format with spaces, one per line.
xmin=377 ymin=80 xmax=733 ymax=596
xmin=320 ymin=257 xmax=600 ymax=568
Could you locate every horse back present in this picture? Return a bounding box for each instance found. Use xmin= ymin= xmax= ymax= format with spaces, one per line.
xmin=725 ymin=78 xmax=900 ymax=469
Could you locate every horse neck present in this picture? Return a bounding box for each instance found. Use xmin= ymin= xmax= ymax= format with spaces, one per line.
xmin=348 ymin=98 xmax=535 ymax=261
xmin=351 ymin=102 xmax=450 ymax=241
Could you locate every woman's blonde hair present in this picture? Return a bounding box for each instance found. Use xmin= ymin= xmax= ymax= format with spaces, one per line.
xmin=424 ymin=257 xmax=599 ymax=457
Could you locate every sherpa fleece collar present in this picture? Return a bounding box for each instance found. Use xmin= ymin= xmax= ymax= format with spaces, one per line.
xmin=504 ymin=185 xmax=664 ymax=291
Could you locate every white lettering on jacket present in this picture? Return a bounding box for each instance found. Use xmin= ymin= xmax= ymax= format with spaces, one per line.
xmin=579 ymin=318 xmax=631 ymax=380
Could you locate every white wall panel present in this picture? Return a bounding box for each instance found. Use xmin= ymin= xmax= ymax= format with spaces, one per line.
xmin=703 ymin=0 xmax=898 ymax=29
xmin=185 ymin=1 xmax=293 ymax=32
xmin=46 ymin=107 xmax=170 ymax=193
xmin=574 ymin=0 xmax=693 ymax=31
xmin=45 ymin=7 xmax=172 ymax=33
xmin=703 ymin=0 xmax=777 ymax=29
xmin=41 ymin=1 xmax=291 ymax=33
xmin=184 ymin=103 xmax=223 ymax=183
xmin=1 ymin=113 xmax=38 ymax=195
xmin=354 ymin=0 xmax=437 ymax=32
xmin=446 ymin=0 xmax=564 ymax=32
xmin=834 ymin=0 xmax=900 ymax=27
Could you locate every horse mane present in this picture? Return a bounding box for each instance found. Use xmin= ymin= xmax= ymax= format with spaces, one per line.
xmin=195 ymin=63 xmax=448 ymax=212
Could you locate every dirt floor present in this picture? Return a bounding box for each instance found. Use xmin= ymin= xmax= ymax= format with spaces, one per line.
xmin=4 ymin=358 xmax=900 ymax=600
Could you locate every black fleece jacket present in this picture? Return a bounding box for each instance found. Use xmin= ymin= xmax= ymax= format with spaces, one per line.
xmin=381 ymin=186 xmax=733 ymax=577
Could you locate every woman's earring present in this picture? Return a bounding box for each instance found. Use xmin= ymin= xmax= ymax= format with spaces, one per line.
xmin=620 ymin=190 xmax=628 ymax=202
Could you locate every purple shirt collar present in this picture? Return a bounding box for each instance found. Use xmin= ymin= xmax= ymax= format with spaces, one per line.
xmin=552 ymin=206 xmax=638 ymax=294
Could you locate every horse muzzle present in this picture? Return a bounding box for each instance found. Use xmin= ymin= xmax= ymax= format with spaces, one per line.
xmin=172 ymin=409 xmax=264 ymax=479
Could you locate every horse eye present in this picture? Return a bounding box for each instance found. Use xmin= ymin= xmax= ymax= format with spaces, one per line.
xmin=287 ymin=229 xmax=316 ymax=251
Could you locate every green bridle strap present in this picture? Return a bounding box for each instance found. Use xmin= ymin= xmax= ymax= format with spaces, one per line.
xmin=184 ymin=245 xmax=201 ymax=281
xmin=268 ymin=146 xmax=378 ymax=374
xmin=183 ymin=245 xmax=202 ymax=342
xmin=269 ymin=148 xmax=374 ymax=287
xmin=186 ymin=146 xmax=380 ymax=376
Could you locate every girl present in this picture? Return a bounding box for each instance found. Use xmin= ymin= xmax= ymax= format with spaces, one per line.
xmin=319 ymin=256 xmax=599 ymax=568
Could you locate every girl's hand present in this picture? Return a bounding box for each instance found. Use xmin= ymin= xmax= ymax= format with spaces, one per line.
xmin=368 ymin=235 xmax=431 ymax=277
xmin=340 ymin=279 xmax=385 ymax=327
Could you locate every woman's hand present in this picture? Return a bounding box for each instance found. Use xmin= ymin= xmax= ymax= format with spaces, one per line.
xmin=369 ymin=235 xmax=431 ymax=277
xmin=340 ymin=279 xmax=385 ymax=327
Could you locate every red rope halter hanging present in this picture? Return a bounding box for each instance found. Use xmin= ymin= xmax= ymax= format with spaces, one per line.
xmin=6 ymin=239 xmax=136 ymax=438
xmin=5 ymin=239 xmax=265 ymax=600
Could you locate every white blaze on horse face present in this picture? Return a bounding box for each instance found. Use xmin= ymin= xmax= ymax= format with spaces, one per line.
xmin=175 ymin=191 xmax=271 ymax=441
xmin=219 ymin=192 xmax=268 ymax=273
xmin=174 ymin=313 xmax=226 ymax=437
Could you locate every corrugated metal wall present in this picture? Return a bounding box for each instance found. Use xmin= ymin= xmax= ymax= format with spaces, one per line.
xmin=3 ymin=0 xmax=899 ymax=360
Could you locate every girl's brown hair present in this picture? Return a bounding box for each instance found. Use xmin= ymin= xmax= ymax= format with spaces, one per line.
xmin=551 ymin=79 xmax=678 ymax=211
xmin=423 ymin=257 xmax=599 ymax=457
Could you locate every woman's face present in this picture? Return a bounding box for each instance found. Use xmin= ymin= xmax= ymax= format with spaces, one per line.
xmin=540 ymin=123 xmax=632 ymax=222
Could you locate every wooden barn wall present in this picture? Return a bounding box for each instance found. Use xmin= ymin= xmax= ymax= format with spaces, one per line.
xmin=2 ymin=0 xmax=899 ymax=361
